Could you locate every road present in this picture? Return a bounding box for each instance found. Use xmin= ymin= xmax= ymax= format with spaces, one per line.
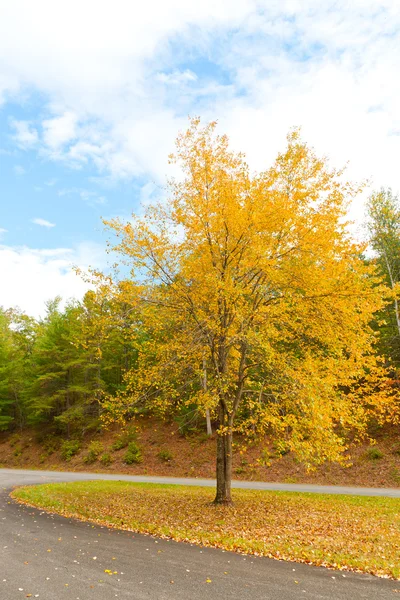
xmin=0 ymin=469 xmax=398 ymax=599
xmin=2 ymin=467 xmax=400 ymax=496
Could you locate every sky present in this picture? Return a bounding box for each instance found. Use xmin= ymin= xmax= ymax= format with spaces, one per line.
xmin=1 ymin=0 xmax=400 ymax=317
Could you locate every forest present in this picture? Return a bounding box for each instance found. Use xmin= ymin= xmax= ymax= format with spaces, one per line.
xmin=1 ymin=121 xmax=400 ymax=502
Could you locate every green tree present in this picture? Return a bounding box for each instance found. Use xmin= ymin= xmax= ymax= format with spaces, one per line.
xmin=29 ymin=298 xmax=92 ymax=434
xmin=366 ymin=189 xmax=400 ymax=364
xmin=0 ymin=308 xmax=35 ymax=430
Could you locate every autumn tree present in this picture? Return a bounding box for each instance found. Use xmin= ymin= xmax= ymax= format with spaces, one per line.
xmin=91 ymin=121 xmax=394 ymax=502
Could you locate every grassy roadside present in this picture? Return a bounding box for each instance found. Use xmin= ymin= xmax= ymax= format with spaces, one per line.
xmin=12 ymin=481 xmax=400 ymax=580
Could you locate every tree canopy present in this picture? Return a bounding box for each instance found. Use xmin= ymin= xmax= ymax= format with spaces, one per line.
xmin=102 ymin=119 xmax=396 ymax=503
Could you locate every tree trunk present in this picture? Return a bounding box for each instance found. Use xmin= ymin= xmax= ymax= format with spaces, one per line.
xmin=66 ymin=368 xmax=70 ymax=439
xmin=214 ymin=413 xmax=233 ymax=504
xmin=206 ymin=409 xmax=213 ymax=436
xmin=383 ymin=252 xmax=400 ymax=337
xmin=202 ymin=358 xmax=212 ymax=436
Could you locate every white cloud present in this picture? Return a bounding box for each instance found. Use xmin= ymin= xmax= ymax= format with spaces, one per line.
xmin=0 ymin=0 xmax=399 ymax=218
xmin=0 ymin=242 xmax=105 ymax=317
xmin=10 ymin=119 xmax=38 ymax=149
xmin=42 ymin=111 xmax=78 ymax=153
xmin=32 ymin=218 xmax=56 ymax=228
xmin=156 ymin=69 xmax=197 ymax=85
xmin=0 ymin=1 xmax=256 ymax=177
xmin=0 ymin=228 xmax=7 ymax=237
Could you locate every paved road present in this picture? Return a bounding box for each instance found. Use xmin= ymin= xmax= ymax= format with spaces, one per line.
xmin=2 ymin=467 xmax=400 ymax=496
xmin=0 ymin=469 xmax=398 ymax=599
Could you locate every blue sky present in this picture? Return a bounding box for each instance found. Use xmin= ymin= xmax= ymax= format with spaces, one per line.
xmin=1 ymin=0 xmax=400 ymax=316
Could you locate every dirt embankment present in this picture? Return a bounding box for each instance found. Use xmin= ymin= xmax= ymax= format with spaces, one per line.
xmin=1 ymin=418 xmax=400 ymax=488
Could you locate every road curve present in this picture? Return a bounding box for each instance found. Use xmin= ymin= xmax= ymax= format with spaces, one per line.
xmin=0 ymin=468 xmax=398 ymax=600
xmin=2 ymin=467 xmax=400 ymax=496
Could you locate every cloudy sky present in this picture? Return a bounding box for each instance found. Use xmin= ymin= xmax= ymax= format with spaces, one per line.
xmin=1 ymin=0 xmax=400 ymax=316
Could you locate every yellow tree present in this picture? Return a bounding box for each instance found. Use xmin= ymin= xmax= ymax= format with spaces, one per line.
xmin=104 ymin=119 xmax=394 ymax=504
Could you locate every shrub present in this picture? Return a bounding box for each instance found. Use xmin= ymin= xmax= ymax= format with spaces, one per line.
xmin=123 ymin=442 xmax=142 ymax=465
xmin=9 ymin=433 xmax=20 ymax=448
xmin=83 ymin=441 xmax=104 ymax=464
xmin=13 ymin=445 xmax=22 ymax=457
xmin=112 ymin=437 xmax=127 ymax=451
xmin=272 ymin=440 xmax=290 ymax=457
xmin=100 ymin=453 xmax=113 ymax=466
xmin=42 ymin=435 xmax=60 ymax=456
xmin=60 ymin=440 xmax=81 ymax=461
xmin=158 ymin=449 xmax=173 ymax=462
xmin=112 ymin=429 xmax=137 ymax=451
xmin=259 ymin=449 xmax=271 ymax=467
xmin=366 ymin=447 xmax=384 ymax=460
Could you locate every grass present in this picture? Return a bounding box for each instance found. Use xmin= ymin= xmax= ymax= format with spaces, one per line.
xmin=11 ymin=481 xmax=400 ymax=580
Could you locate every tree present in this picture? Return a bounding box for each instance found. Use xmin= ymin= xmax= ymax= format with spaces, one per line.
xmin=0 ymin=308 xmax=35 ymax=430
xmin=29 ymin=298 xmax=94 ymax=434
xmin=366 ymin=189 xmax=400 ymax=364
xmin=103 ymin=119 xmax=393 ymax=503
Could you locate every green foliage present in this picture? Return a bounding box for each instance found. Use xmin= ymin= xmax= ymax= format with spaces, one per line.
xmin=174 ymin=405 xmax=201 ymax=437
xmin=235 ymin=466 xmax=246 ymax=474
xmin=83 ymin=441 xmax=104 ymax=464
xmin=41 ymin=434 xmax=60 ymax=455
xmin=123 ymin=441 xmax=142 ymax=464
xmin=60 ymin=439 xmax=81 ymax=461
xmin=111 ymin=429 xmax=137 ymax=451
xmin=0 ymin=308 xmax=35 ymax=430
xmin=100 ymin=452 xmax=113 ymax=466
xmin=0 ymin=288 xmax=140 ymax=438
xmin=365 ymin=447 xmax=384 ymax=460
xmin=157 ymin=449 xmax=173 ymax=462
xmin=366 ymin=189 xmax=400 ymax=366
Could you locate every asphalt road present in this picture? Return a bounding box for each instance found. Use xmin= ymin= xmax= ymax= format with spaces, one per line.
xmin=0 ymin=469 xmax=398 ymax=599
xmin=2 ymin=467 xmax=400 ymax=496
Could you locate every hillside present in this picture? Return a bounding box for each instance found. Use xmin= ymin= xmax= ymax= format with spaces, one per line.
xmin=1 ymin=418 xmax=400 ymax=488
